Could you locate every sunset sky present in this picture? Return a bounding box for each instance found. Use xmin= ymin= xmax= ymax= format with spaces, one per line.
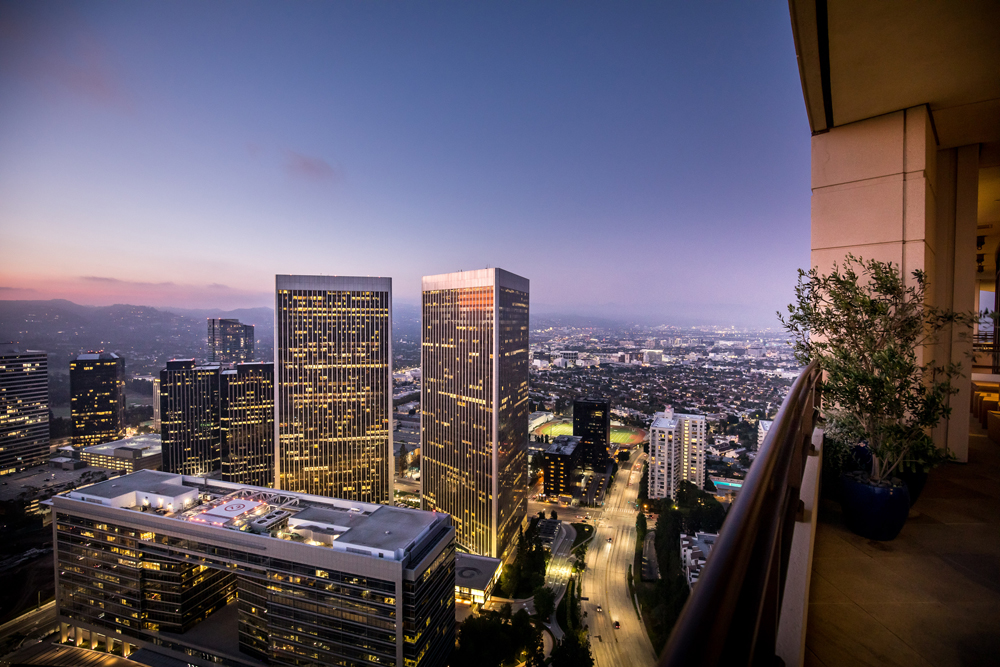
xmin=0 ymin=1 xmax=811 ymax=326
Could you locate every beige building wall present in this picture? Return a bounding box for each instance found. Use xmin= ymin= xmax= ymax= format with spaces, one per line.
xmin=810 ymin=105 xmax=980 ymax=461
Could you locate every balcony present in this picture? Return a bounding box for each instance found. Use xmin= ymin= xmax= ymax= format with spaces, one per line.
xmin=657 ymin=362 xmax=1000 ymax=666
xmin=806 ymin=419 xmax=1000 ymax=666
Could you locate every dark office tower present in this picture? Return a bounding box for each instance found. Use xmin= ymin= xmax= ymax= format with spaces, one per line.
xmin=220 ymin=362 xmax=274 ymax=487
xmin=207 ymin=318 xmax=255 ymax=364
xmin=0 ymin=344 xmax=49 ymax=475
xmin=159 ymin=359 xmax=221 ymax=476
xmin=275 ymin=275 xmax=392 ymax=502
xmin=70 ymin=352 xmax=125 ymax=448
xmin=573 ymin=398 xmax=611 ymax=471
xmin=421 ymin=269 xmax=529 ymax=559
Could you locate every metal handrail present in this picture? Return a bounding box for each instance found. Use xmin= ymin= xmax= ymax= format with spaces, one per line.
xmin=659 ymin=360 xmax=821 ymax=666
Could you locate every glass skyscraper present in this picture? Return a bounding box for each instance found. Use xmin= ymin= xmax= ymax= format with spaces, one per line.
xmin=208 ymin=318 xmax=255 ymax=364
xmin=274 ymin=275 xmax=392 ymax=503
xmin=573 ymin=397 xmax=611 ymax=471
xmin=0 ymin=344 xmax=49 ymax=475
xmin=420 ymin=268 xmax=529 ymax=559
xmin=159 ymin=360 xmax=221 ymax=476
xmin=221 ymin=362 xmax=274 ymax=487
xmin=70 ymin=352 xmax=126 ymax=448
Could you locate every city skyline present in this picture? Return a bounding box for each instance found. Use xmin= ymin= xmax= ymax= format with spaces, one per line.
xmin=0 ymin=2 xmax=810 ymax=328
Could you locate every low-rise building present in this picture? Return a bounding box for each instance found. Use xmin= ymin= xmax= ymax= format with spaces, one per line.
xmin=535 ymin=518 xmax=561 ymax=550
xmin=542 ymin=436 xmax=581 ymax=496
xmin=79 ymin=433 xmax=163 ymax=473
xmin=758 ymin=420 xmax=773 ymax=446
xmin=642 ymin=349 xmax=664 ymax=364
xmin=680 ymin=532 xmax=718 ymax=588
xmin=454 ymin=552 xmax=502 ymax=605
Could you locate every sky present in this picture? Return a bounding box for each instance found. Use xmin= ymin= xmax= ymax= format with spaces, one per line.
xmin=0 ymin=1 xmax=811 ymax=327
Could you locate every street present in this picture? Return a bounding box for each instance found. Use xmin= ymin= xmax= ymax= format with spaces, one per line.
xmin=0 ymin=600 xmax=56 ymax=647
xmin=580 ymin=452 xmax=658 ymax=667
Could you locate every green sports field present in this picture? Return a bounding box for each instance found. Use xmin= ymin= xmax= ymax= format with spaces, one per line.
xmin=532 ymin=420 xmax=646 ymax=445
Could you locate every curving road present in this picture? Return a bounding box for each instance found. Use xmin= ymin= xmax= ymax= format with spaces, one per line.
xmin=580 ymin=451 xmax=657 ymax=667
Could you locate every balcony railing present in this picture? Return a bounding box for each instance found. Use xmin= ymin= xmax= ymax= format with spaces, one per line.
xmin=659 ymin=360 xmax=821 ymax=666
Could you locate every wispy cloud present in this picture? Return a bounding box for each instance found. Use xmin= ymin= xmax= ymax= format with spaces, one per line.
xmin=0 ymin=9 xmax=134 ymax=114
xmin=81 ymin=276 xmax=174 ymax=287
xmin=286 ymin=150 xmax=341 ymax=183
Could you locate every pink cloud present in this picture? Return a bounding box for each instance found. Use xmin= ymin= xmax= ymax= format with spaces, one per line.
xmin=0 ymin=274 xmax=269 ymax=310
xmin=286 ymin=150 xmax=341 ymax=183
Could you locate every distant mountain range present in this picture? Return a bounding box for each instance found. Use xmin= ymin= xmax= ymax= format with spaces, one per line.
xmin=0 ymin=299 xmax=427 ymax=377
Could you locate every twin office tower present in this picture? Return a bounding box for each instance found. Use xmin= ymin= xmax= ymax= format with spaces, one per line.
xmin=274 ymin=269 xmax=529 ymax=559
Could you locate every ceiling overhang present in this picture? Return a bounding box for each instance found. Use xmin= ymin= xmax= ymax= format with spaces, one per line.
xmin=788 ymin=0 xmax=1000 ymax=148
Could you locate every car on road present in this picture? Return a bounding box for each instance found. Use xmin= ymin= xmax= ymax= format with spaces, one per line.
xmin=596 ymin=605 xmax=602 ymax=612
xmin=607 ymin=537 xmax=613 ymax=543
xmin=614 ymin=621 xmax=621 ymax=629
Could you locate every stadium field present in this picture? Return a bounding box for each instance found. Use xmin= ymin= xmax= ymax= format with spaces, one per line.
xmin=532 ymin=420 xmax=646 ymax=446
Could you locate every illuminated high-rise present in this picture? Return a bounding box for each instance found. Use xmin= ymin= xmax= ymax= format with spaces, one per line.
xmin=0 ymin=344 xmax=49 ymax=475
xmin=159 ymin=360 xmax=221 ymax=476
xmin=274 ymin=275 xmax=392 ymax=503
xmin=220 ymin=362 xmax=274 ymax=487
xmin=573 ymin=397 xmax=611 ymax=471
xmin=70 ymin=352 xmax=126 ymax=448
xmin=421 ymin=268 xmax=529 ymax=559
xmin=207 ymin=318 xmax=255 ymax=364
xmin=648 ymin=405 xmax=707 ymax=500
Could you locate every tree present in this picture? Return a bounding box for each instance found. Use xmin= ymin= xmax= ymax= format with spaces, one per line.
xmin=636 ymin=511 xmax=648 ymax=542
xmin=617 ymin=450 xmax=630 ymax=464
xmin=533 ymin=586 xmax=556 ymax=619
xmin=779 ymin=255 xmax=974 ymax=482
xmin=551 ymin=630 xmax=594 ymax=667
xmin=453 ymin=608 xmax=542 ymax=667
xmin=550 ymin=510 xmax=558 ymax=520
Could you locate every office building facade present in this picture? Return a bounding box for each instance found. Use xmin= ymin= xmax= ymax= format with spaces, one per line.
xmin=152 ymin=377 xmax=161 ymax=431
xmin=159 ymin=360 xmax=221 ymax=476
xmin=421 ymin=268 xmax=529 ymax=559
xmin=70 ymin=352 xmax=126 ymax=448
xmin=275 ymin=275 xmax=392 ymax=503
xmin=0 ymin=345 xmax=49 ymax=475
xmin=79 ymin=433 xmax=162 ymax=473
xmin=573 ymin=397 xmax=611 ymax=471
xmin=208 ymin=318 xmax=255 ymax=364
xmin=648 ymin=406 xmax=707 ymax=500
xmin=221 ymin=362 xmax=274 ymax=487
xmin=542 ymin=435 xmax=581 ymax=496
xmin=51 ymin=470 xmax=455 ymax=667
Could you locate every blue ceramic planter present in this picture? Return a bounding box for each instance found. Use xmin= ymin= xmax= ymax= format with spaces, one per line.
xmin=840 ymin=473 xmax=911 ymax=541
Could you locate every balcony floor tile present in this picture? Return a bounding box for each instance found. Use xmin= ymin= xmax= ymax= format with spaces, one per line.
xmin=806 ymin=422 xmax=1000 ymax=667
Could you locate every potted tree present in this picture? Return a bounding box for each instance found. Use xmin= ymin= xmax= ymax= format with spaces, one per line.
xmin=780 ymin=255 xmax=977 ymax=540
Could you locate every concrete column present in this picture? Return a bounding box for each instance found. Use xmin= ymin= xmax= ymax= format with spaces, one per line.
xmin=811 ymin=106 xmax=952 ymax=440
xmin=945 ymin=146 xmax=981 ymax=462
xmin=810 ymin=106 xmax=937 ymax=287
xmin=811 ymin=106 xmax=982 ymax=461
xmin=60 ymin=622 xmax=69 ymax=643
